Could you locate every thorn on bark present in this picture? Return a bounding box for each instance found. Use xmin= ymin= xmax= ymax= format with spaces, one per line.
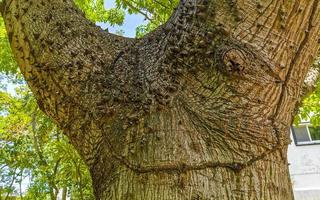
xmin=257 ymin=2 xmax=263 ymax=9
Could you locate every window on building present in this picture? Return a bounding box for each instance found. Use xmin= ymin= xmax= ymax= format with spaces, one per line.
xmin=292 ymin=124 xmax=320 ymax=145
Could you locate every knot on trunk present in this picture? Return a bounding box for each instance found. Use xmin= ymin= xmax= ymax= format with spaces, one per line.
xmin=222 ymin=48 xmax=248 ymax=74
xmin=217 ymin=46 xmax=251 ymax=75
xmin=223 ymin=49 xmax=247 ymax=73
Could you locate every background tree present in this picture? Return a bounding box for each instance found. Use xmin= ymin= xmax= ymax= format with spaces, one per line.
xmin=1 ymin=0 xmax=320 ymax=200
xmin=0 ymin=86 xmax=94 ymax=200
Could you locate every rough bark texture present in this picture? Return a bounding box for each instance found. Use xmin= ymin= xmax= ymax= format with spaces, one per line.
xmin=2 ymin=0 xmax=320 ymax=199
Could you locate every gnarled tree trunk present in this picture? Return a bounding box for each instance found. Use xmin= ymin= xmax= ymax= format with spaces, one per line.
xmin=1 ymin=0 xmax=320 ymax=199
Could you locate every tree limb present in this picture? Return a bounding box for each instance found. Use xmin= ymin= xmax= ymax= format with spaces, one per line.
xmin=1 ymin=0 xmax=140 ymax=166
xmin=2 ymin=0 xmax=132 ymax=126
xmin=0 ymin=1 xmax=4 ymax=16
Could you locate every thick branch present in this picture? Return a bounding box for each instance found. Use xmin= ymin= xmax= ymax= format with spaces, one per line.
xmin=162 ymin=0 xmax=320 ymax=130
xmin=2 ymin=1 xmax=133 ymax=122
xmin=1 ymin=0 xmax=136 ymax=164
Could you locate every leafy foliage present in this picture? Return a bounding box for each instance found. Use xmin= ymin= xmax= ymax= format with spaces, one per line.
xmin=74 ymin=0 xmax=125 ymax=24
xmin=0 ymin=18 xmax=18 ymax=75
xmin=0 ymin=84 xmax=94 ymax=199
xmin=115 ymin=0 xmax=178 ymax=37
xmin=297 ymin=62 xmax=320 ymax=126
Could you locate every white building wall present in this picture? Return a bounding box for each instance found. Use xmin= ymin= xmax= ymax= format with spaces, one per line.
xmin=288 ymin=131 xmax=320 ymax=199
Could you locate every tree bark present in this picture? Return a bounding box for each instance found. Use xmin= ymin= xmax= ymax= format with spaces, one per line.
xmin=62 ymin=187 xmax=67 ymax=200
xmin=2 ymin=0 xmax=320 ymax=199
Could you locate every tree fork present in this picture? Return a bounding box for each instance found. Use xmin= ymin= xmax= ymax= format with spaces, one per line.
xmin=2 ymin=0 xmax=320 ymax=199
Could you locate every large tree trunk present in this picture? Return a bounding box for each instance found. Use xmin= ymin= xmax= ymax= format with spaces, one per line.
xmin=1 ymin=0 xmax=320 ymax=199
